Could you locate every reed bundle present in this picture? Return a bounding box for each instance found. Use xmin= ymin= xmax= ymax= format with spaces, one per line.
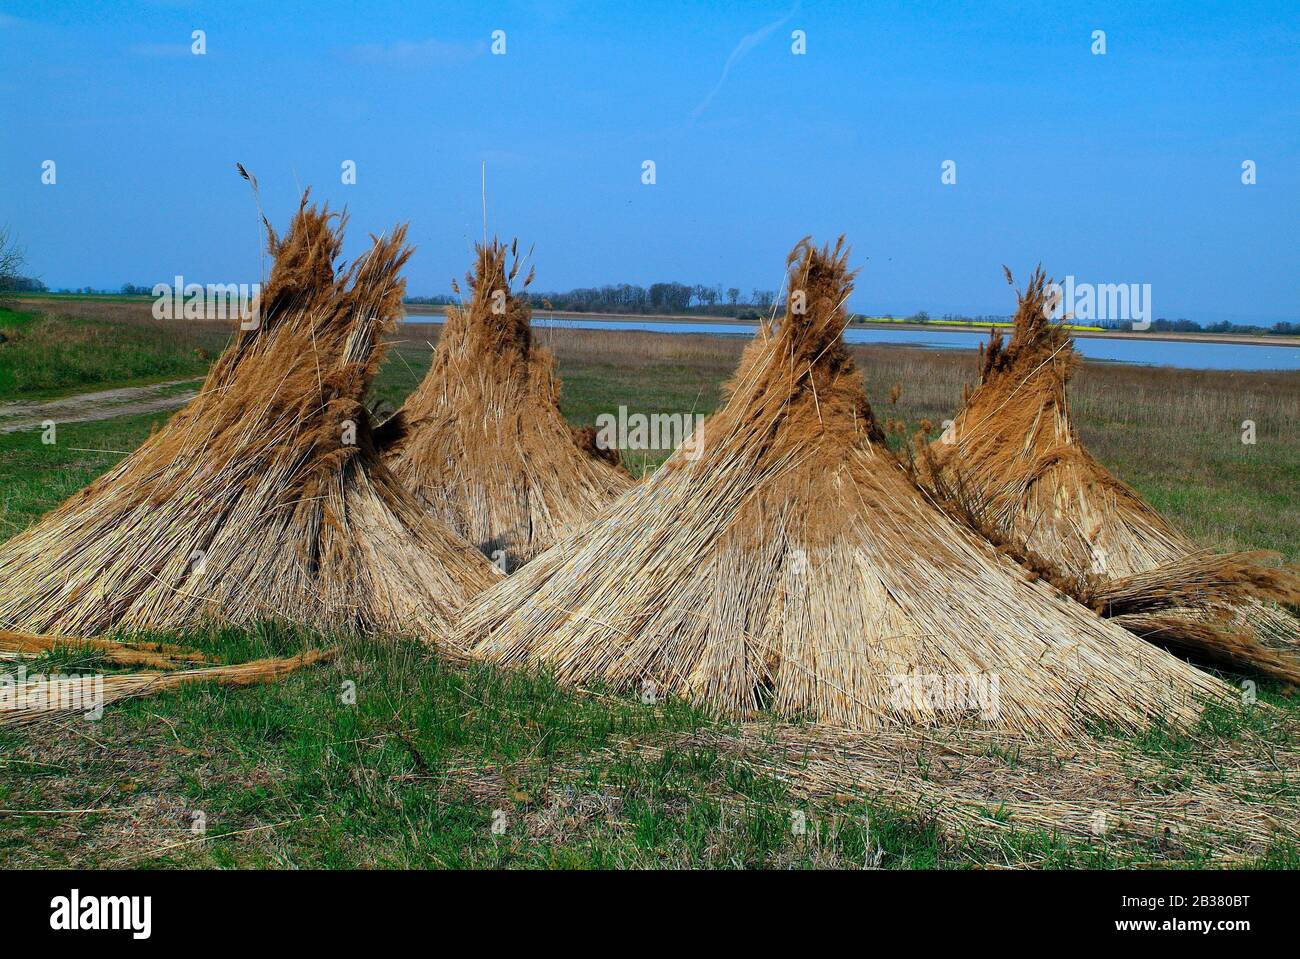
xmin=0 ymin=630 xmax=207 ymax=668
xmin=381 ymin=239 xmax=633 ymax=569
xmin=456 ymin=238 xmax=1230 ymax=738
xmin=0 ymin=194 xmax=496 ymax=643
xmin=0 ymin=649 xmax=333 ymax=728
xmin=916 ymin=269 xmax=1300 ymax=682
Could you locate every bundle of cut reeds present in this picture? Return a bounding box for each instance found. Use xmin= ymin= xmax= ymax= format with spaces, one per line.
xmin=0 ymin=193 xmax=497 ymax=644
xmin=0 ymin=630 xmax=207 ymax=668
xmin=381 ymin=239 xmax=633 ymax=569
xmin=455 ymin=238 xmax=1231 ymax=739
xmin=915 ymin=268 xmax=1300 ymax=682
xmin=0 ymin=649 xmax=333 ymax=728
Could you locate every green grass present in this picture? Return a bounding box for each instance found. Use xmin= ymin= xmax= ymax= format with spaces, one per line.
xmin=0 ymin=307 xmax=39 ymax=330
xmin=10 ymin=623 xmax=1292 ymax=869
xmin=0 ymin=310 xmax=216 ymax=402
xmin=0 ymin=409 xmax=170 ymax=537
xmin=0 ymin=624 xmax=919 ymax=868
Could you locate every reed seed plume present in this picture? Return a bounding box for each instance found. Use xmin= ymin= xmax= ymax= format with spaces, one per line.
xmin=0 ymin=192 xmax=497 ymax=644
xmin=915 ymin=267 xmax=1300 ymax=682
xmin=381 ymin=238 xmax=633 ymax=569
xmin=457 ymin=238 xmax=1230 ymax=739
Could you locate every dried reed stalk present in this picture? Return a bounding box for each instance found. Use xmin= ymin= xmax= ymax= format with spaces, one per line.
xmin=381 ymin=239 xmax=633 ymax=568
xmin=0 ymin=630 xmax=207 ymax=668
xmin=0 ymin=194 xmax=497 ymax=644
xmin=457 ymin=239 xmax=1231 ymax=738
xmin=915 ymin=268 xmax=1300 ymax=682
xmin=0 ymin=649 xmax=334 ymax=727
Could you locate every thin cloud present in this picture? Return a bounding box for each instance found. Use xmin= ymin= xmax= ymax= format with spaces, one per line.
xmin=340 ymin=38 xmax=486 ymax=68
xmin=691 ymin=2 xmax=800 ymax=118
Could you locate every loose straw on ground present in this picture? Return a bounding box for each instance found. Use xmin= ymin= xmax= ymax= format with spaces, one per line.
xmin=1 ymin=649 xmax=334 ymax=727
xmin=601 ymin=723 xmax=1300 ymax=864
xmin=0 ymin=630 xmax=208 ymax=668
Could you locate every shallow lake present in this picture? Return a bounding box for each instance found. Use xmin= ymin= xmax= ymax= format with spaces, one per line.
xmin=404 ymin=314 xmax=1300 ymax=372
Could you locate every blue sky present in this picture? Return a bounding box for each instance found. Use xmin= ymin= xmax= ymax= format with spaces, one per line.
xmin=1 ymin=0 xmax=1296 ymax=322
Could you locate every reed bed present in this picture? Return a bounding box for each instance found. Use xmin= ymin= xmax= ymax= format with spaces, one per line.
xmin=0 ymin=193 xmax=496 ymax=643
xmin=382 ymin=240 xmax=633 ymax=568
xmin=915 ymin=269 xmax=1300 ymax=681
xmin=457 ymin=238 xmax=1232 ymax=739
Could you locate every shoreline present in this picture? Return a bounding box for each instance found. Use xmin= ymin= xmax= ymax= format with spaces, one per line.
xmin=401 ymin=306 xmax=1300 ymax=349
xmin=13 ymin=295 xmax=1296 ymax=349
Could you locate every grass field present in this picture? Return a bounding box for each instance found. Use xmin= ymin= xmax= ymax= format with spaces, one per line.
xmin=2 ymin=302 xmax=1298 ymax=869
xmin=0 ymin=301 xmax=223 ymax=402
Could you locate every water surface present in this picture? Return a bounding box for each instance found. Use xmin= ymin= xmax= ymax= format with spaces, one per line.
xmin=403 ymin=314 xmax=1300 ymax=372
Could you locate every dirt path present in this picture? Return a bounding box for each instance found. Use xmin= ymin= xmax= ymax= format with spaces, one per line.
xmin=0 ymin=379 xmax=200 ymax=434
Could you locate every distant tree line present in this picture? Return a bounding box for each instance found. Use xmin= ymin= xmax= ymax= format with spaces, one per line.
xmin=405 ymin=280 xmax=1300 ymax=333
xmin=9 ymin=245 xmax=1300 ymax=337
xmin=407 ymin=283 xmax=780 ymax=319
xmin=522 ymin=283 xmax=779 ymax=318
xmin=0 ymin=226 xmax=45 ymax=295
xmin=1144 ymin=317 xmax=1300 ymax=336
xmin=903 ymin=310 xmax=1298 ymax=337
xmin=1068 ymin=316 xmax=1298 ymax=336
xmin=0 ymin=275 xmax=47 ymax=293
